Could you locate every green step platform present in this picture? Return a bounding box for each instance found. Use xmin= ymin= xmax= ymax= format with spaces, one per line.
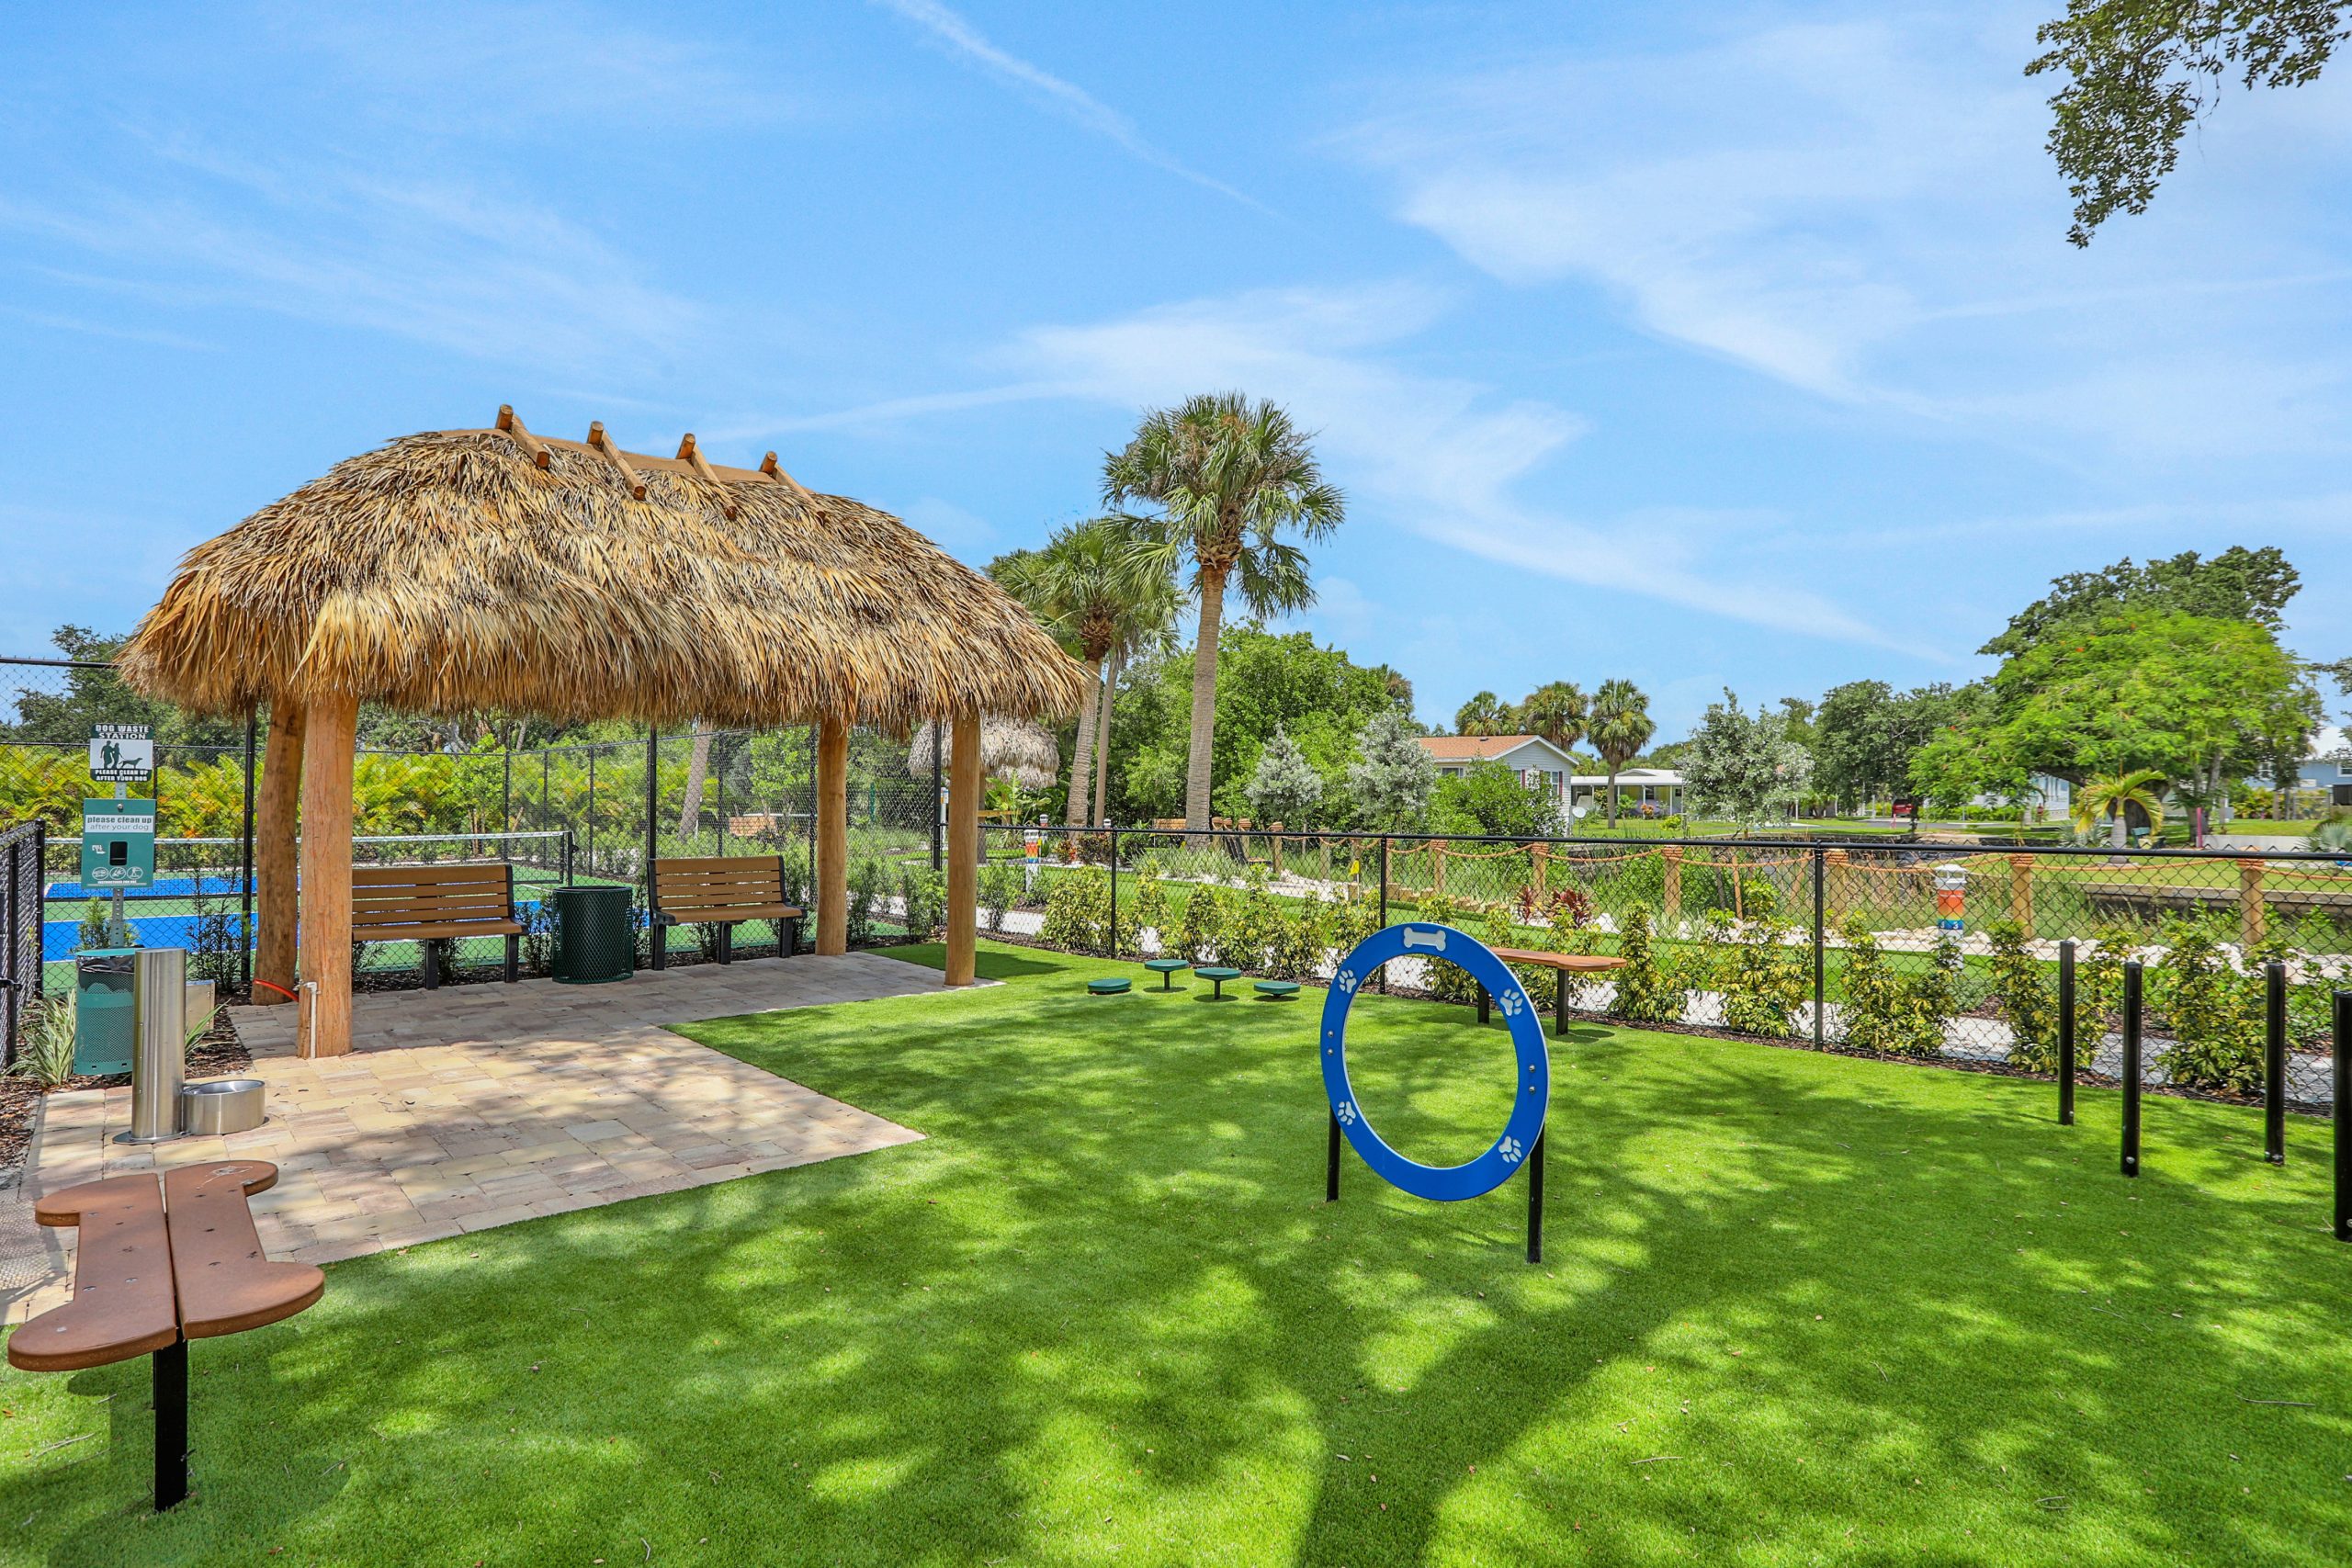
xmin=1253 ymin=980 xmax=1301 ymax=999
xmin=1086 ymin=976 xmax=1132 ymax=996
xmin=1143 ymin=959 xmax=1189 ymax=989
xmin=1195 ymin=966 xmax=1242 ymax=999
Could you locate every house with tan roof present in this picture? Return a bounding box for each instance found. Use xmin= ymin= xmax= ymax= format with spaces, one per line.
xmin=1417 ymin=733 xmax=1690 ymax=819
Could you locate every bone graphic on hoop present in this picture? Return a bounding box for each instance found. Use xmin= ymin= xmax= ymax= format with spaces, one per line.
xmin=1399 ymin=926 xmax=1447 ymax=953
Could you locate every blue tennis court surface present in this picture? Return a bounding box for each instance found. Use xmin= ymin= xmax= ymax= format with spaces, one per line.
xmin=44 ymin=873 xmax=250 ymax=901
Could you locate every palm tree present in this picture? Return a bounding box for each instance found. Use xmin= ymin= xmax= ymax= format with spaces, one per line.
xmin=1009 ymin=521 xmax=1170 ymax=826
xmin=1518 ymin=681 xmax=1587 ymax=753
xmin=1103 ymin=393 xmax=1344 ymax=829
xmin=1588 ymin=678 xmax=1654 ymax=828
xmin=2073 ymin=768 xmax=2166 ymax=862
xmin=1091 ymin=555 xmax=1179 ymax=827
xmin=1454 ymin=692 xmax=1510 ymax=737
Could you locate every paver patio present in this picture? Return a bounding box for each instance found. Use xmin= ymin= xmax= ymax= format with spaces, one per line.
xmin=2 ymin=952 xmax=945 ymax=1323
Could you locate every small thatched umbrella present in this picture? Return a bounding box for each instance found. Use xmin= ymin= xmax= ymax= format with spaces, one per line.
xmin=122 ymin=410 xmax=1084 ymax=1055
xmin=908 ymin=716 xmax=1059 ymax=792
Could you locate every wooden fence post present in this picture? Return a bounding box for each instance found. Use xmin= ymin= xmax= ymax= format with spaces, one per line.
xmin=1825 ymin=849 xmax=1849 ymax=927
xmin=1661 ymin=845 xmax=1682 ymax=931
xmin=2009 ymin=854 xmax=2035 ymax=938
xmin=1532 ymin=843 xmax=1548 ymax=900
xmin=1270 ymin=824 xmax=1283 ymax=880
xmin=1432 ymin=842 xmax=1447 ymax=896
xmin=2239 ymin=857 xmax=2267 ymax=951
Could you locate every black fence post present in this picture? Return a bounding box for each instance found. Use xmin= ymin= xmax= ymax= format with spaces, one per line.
xmin=240 ymin=713 xmax=256 ymax=996
xmin=502 ymin=749 xmax=513 ymax=839
xmin=1377 ymin=837 xmax=1390 ymax=995
xmin=1811 ymin=847 xmax=1825 ymax=1047
xmin=1109 ymin=830 xmax=1121 ymax=960
xmin=2057 ymin=940 xmax=2076 ymax=1126
xmin=1526 ymin=1129 xmax=1545 ymax=1265
xmin=1326 ymin=1110 xmax=1341 ymax=1201
xmin=931 ymin=739 xmax=943 ymax=874
xmin=585 ymin=747 xmax=596 ymax=875
xmin=2120 ymin=960 xmax=2143 ymax=1178
xmin=561 ymin=829 xmax=574 ymax=887
xmin=3 ymin=831 xmax=18 ymax=1064
xmin=2264 ymin=961 xmax=2287 ymax=1165
xmin=2335 ymin=991 xmax=2350 ymax=1242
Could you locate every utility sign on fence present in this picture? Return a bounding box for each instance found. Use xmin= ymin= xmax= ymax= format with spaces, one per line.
xmin=80 ymin=799 xmax=156 ymax=889
xmin=88 ymin=723 xmax=153 ymax=783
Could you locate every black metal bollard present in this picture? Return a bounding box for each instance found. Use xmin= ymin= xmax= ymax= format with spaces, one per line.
xmin=2264 ymin=962 xmax=2287 ymax=1165
xmin=1526 ymin=1129 xmax=1546 ymax=1265
xmin=1327 ymin=1110 xmax=1341 ymax=1202
xmin=2057 ymin=940 xmax=2076 ymax=1126
xmin=2120 ymin=961 xmax=2143 ymax=1178
xmin=2335 ymin=991 xmax=2350 ymax=1243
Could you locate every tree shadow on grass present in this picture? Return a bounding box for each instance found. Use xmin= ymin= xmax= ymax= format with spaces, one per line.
xmin=8 ymin=945 xmax=2350 ymax=1565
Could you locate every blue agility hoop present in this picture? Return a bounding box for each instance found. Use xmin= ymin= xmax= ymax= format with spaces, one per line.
xmin=1320 ymin=923 xmax=1550 ymax=1202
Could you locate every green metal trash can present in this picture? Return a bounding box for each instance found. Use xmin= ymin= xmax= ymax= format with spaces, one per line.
xmin=74 ymin=948 xmax=139 ymax=1075
xmin=551 ymin=885 xmax=636 ymax=985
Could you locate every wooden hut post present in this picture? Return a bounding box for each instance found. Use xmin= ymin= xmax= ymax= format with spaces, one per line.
xmin=945 ymin=709 xmax=981 ymax=987
xmin=295 ymin=694 xmax=358 ymax=1057
xmin=253 ymin=699 xmax=306 ymax=1004
xmin=816 ymin=718 xmax=849 ymax=955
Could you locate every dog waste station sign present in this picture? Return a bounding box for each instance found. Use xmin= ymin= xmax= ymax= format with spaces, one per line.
xmin=81 ymin=799 xmax=157 ymax=890
xmin=89 ymin=722 xmax=154 ymax=784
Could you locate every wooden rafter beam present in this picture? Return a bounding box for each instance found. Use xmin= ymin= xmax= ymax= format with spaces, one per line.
xmin=494 ymin=404 xmax=552 ymax=469
xmin=586 ymin=421 xmax=647 ymax=499
xmin=760 ymin=451 xmax=817 ymax=502
xmin=676 ymin=433 xmax=738 ymax=519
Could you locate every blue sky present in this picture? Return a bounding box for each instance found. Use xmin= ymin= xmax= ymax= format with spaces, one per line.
xmin=5 ymin=1 xmax=2348 ymax=738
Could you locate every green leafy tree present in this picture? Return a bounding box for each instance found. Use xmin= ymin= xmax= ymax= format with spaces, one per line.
xmin=1679 ymin=689 xmax=1814 ymax=830
xmin=1430 ymin=760 xmax=1563 ymax=839
xmin=1243 ymin=724 xmax=1323 ymax=828
xmin=1980 ymin=547 xmax=2300 ymax=658
xmin=2029 ymin=5 xmax=2348 ymax=244
xmin=1344 ymin=706 xmax=1436 ymax=832
xmin=1812 ymin=681 xmax=1962 ymax=812
xmin=1102 ymin=393 xmax=1345 ymax=830
xmin=1453 ymin=692 xmax=1511 ymax=736
xmin=1589 ymin=678 xmax=1656 ymax=828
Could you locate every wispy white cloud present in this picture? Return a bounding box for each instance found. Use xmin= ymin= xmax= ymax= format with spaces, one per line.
xmin=866 ymin=0 xmax=1272 ymax=214
xmin=1338 ymin=12 xmax=2352 ymax=462
xmin=0 ymin=151 xmax=703 ymax=372
xmin=992 ymin=284 xmax=1922 ymax=655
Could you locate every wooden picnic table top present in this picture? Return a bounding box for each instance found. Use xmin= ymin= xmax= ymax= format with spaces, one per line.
xmin=9 ymin=1161 xmax=323 ymax=1374
xmin=1488 ymin=947 xmax=1627 ymax=973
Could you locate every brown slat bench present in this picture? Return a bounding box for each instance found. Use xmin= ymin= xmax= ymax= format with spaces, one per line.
xmin=9 ymin=1160 xmax=324 ymax=1511
xmin=353 ymin=862 xmax=525 ymax=987
xmin=1482 ymin=947 xmax=1629 ymax=1037
xmin=649 ymin=854 xmax=802 ymax=970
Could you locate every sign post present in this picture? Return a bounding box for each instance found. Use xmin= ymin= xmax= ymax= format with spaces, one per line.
xmin=86 ymin=723 xmax=154 ymax=947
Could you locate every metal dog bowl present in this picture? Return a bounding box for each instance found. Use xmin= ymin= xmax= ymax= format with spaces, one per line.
xmin=179 ymin=1078 xmax=266 ymax=1137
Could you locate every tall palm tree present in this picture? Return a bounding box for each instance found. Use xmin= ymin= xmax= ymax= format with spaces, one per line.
xmin=2073 ymin=768 xmax=2166 ymax=863
xmin=1091 ymin=557 xmax=1179 ymax=827
xmin=1518 ymin=681 xmax=1588 ymax=754
xmin=1011 ymin=521 xmax=1170 ymax=826
xmin=1589 ymin=678 xmax=1654 ymax=828
xmin=1454 ymin=692 xmax=1510 ymax=737
xmin=1103 ymin=393 xmax=1344 ymax=829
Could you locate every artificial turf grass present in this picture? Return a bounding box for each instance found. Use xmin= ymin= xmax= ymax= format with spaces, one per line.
xmin=0 ymin=942 xmax=2346 ymax=1565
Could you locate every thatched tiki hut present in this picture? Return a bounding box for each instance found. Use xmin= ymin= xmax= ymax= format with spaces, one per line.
xmin=121 ymin=410 xmax=1084 ymax=1056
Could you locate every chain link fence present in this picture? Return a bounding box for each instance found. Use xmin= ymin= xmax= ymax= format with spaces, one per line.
xmin=2 ymin=656 xmax=948 ymax=1026
xmin=981 ymin=823 xmax=2352 ymax=1111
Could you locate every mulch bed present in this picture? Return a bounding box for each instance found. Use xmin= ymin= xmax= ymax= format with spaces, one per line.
xmin=0 ymin=1010 xmax=248 ymax=1184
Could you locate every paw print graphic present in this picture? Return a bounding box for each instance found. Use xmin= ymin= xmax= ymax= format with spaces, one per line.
xmin=1335 ymin=1100 xmax=1359 ymax=1127
xmin=1497 ymin=987 xmax=1524 ymax=1018
xmin=1335 ymin=967 xmax=1357 ymax=995
xmin=1498 ymin=1135 xmax=1523 ymax=1164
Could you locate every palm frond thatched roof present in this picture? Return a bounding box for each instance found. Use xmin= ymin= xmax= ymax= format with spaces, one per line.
xmin=120 ymin=413 xmax=1087 ymax=728
xmin=908 ymin=716 xmax=1060 ymax=790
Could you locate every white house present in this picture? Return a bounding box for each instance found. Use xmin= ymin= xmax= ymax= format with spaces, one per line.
xmin=1413 ymin=735 xmax=1688 ymax=818
xmin=2283 ymin=725 xmax=2352 ymax=808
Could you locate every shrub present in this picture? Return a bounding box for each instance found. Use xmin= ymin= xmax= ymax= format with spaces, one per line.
xmin=2074 ymin=932 xmax=2129 ymax=1049
xmin=847 ymin=859 xmax=889 ymax=946
xmin=1611 ymin=907 xmax=1684 ymax=1024
xmin=978 ymin=864 xmax=1021 ymax=931
xmin=899 ymin=867 xmax=947 ymax=943
xmin=1538 ymin=886 xmax=1604 ymax=1009
xmin=1218 ymin=879 xmax=1286 ymax=974
xmin=7 ymin=998 xmax=77 ymax=1089
xmin=1707 ymin=909 xmax=1806 ymax=1038
xmin=2156 ymin=916 xmax=2261 ymax=1093
xmin=1986 ymin=918 xmax=2060 ymax=1071
xmin=1131 ymin=866 xmax=1170 ymax=953
xmin=77 ymin=899 xmax=118 ymax=953
xmin=1038 ymin=869 xmax=1105 ymax=953
xmin=1329 ymin=891 xmax=1381 ymax=959
xmin=1167 ymin=884 xmax=1224 ymax=965
xmin=521 ymin=899 xmax=555 ymax=976
xmin=1839 ymin=919 xmax=1956 ymax=1056
xmin=1409 ymin=894 xmax=1483 ymax=1003
xmin=1270 ymin=896 xmax=1331 ymax=979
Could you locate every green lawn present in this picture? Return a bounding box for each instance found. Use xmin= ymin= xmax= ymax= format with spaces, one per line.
xmin=3 ymin=942 xmax=2346 ymax=1565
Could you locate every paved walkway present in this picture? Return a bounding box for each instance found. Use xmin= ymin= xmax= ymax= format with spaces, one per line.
xmin=5 ymin=953 xmax=945 ymax=1324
